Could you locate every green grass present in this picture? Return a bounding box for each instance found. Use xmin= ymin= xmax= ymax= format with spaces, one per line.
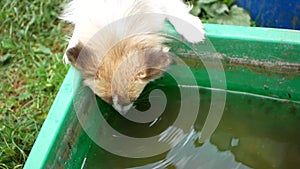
xmin=0 ymin=0 xmax=70 ymax=168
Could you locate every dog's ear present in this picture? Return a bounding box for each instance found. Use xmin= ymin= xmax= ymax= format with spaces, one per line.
xmin=65 ymin=41 xmax=98 ymax=79
xmin=137 ymin=47 xmax=171 ymax=81
xmin=66 ymin=42 xmax=83 ymax=65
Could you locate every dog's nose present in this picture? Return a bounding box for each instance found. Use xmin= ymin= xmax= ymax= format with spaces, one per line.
xmin=113 ymin=102 xmax=133 ymax=114
xmin=112 ymin=95 xmax=133 ymax=114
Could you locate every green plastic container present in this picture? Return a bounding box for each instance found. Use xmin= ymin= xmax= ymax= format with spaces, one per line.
xmin=24 ymin=24 xmax=300 ymax=169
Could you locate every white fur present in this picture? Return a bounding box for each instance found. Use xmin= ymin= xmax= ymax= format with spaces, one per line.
xmin=61 ymin=0 xmax=205 ymax=63
xmin=112 ymin=95 xmax=133 ymax=114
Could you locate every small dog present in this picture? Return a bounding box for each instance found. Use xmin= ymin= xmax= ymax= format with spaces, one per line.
xmin=61 ymin=0 xmax=205 ymax=114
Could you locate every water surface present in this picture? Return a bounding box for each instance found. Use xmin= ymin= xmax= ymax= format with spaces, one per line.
xmin=81 ymin=83 xmax=300 ymax=169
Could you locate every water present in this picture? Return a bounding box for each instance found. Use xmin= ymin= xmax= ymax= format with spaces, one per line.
xmin=81 ymin=82 xmax=300 ymax=169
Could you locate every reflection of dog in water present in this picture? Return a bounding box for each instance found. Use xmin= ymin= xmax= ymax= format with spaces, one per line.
xmin=61 ymin=0 xmax=205 ymax=113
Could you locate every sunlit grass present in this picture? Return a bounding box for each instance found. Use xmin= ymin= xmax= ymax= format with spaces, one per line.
xmin=0 ymin=0 xmax=70 ymax=168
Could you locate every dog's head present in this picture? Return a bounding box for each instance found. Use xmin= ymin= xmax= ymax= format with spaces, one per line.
xmin=66 ymin=34 xmax=171 ymax=114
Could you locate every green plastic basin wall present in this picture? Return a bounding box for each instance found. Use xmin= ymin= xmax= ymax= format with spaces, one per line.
xmin=24 ymin=24 xmax=300 ymax=169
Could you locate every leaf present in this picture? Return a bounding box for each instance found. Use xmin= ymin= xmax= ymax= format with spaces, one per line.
xmin=189 ymin=0 xmax=202 ymax=16
xmin=208 ymin=5 xmax=251 ymax=26
xmin=19 ymin=91 xmax=32 ymax=101
xmin=35 ymin=45 xmax=52 ymax=55
xmin=223 ymin=0 xmax=235 ymax=6
xmin=0 ymin=54 xmax=12 ymax=64
xmin=190 ymin=7 xmax=201 ymax=16
xmin=200 ymin=4 xmax=217 ymax=17
xmin=199 ymin=0 xmax=219 ymax=4
xmin=211 ymin=2 xmax=229 ymax=15
xmin=200 ymin=2 xmax=229 ymax=17
xmin=1 ymin=39 xmax=16 ymax=49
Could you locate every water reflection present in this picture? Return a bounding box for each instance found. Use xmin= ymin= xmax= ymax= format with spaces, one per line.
xmin=82 ymin=85 xmax=300 ymax=169
xmin=131 ymin=128 xmax=249 ymax=169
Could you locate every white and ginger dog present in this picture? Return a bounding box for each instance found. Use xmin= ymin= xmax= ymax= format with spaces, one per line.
xmin=61 ymin=0 xmax=205 ymax=113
